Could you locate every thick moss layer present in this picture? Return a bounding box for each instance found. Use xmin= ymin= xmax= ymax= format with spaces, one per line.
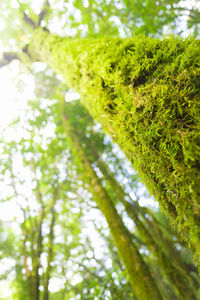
xmin=29 ymin=29 xmax=200 ymax=263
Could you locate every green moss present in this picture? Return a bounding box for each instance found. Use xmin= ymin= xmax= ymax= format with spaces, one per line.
xmin=29 ymin=29 xmax=200 ymax=265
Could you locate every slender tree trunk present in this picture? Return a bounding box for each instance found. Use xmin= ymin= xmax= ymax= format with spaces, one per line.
xmin=43 ymin=190 xmax=57 ymax=300
xmin=27 ymin=29 xmax=200 ymax=262
xmin=32 ymin=181 xmax=45 ymax=300
xmin=61 ymin=106 xmax=162 ymax=300
xmin=10 ymin=166 xmax=37 ymax=300
xmin=22 ymin=226 xmax=36 ymax=300
xmin=34 ymin=205 xmax=44 ymax=300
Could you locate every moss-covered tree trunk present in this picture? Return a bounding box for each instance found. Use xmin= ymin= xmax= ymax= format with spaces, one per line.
xmin=61 ymin=105 xmax=162 ymax=300
xmin=28 ymin=29 xmax=200 ymax=262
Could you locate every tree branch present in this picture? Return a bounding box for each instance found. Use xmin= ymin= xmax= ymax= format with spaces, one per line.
xmin=38 ymin=0 xmax=50 ymax=26
xmin=17 ymin=0 xmax=50 ymax=29
xmin=0 ymin=52 xmax=20 ymax=68
xmin=23 ymin=12 xmax=37 ymax=29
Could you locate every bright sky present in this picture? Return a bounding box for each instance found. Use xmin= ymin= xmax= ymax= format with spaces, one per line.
xmin=0 ymin=61 xmax=34 ymax=126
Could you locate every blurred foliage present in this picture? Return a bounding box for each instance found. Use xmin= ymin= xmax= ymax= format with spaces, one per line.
xmin=48 ymin=0 xmax=200 ymax=37
xmin=0 ymin=0 xmax=199 ymax=56
xmin=0 ymin=98 xmax=137 ymax=299
xmin=0 ymin=94 xmax=199 ymax=298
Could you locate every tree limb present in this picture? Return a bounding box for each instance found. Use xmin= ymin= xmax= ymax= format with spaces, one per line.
xmin=38 ymin=0 xmax=50 ymax=26
xmin=23 ymin=12 xmax=37 ymax=29
xmin=0 ymin=52 xmax=20 ymax=68
xmin=17 ymin=0 xmax=50 ymax=29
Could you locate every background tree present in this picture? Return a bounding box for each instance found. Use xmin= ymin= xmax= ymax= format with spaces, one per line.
xmin=0 ymin=98 xmax=139 ymax=299
xmin=59 ymin=98 xmax=200 ymax=299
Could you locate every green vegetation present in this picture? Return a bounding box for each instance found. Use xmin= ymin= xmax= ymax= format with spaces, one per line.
xmin=0 ymin=0 xmax=200 ymax=299
xmin=27 ymin=28 xmax=200 ymax=265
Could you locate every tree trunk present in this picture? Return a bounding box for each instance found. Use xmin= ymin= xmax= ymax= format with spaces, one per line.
xmin=34 ymin=206 xmax=44 ymax=300
xmin=61 ymin=105 xmax=162 ymax=300
xmin=27 ymin=29 xmax=200 ymax=262
xmin=33 ymin=182 xmax=45 ymax=300
xmin=43 ymin=191 xmax=57 ymax=300
xmin=22 ymin=226 xmax=36 ymax=300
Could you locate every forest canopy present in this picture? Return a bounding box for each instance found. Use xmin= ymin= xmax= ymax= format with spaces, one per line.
xmin=0 ymin=1 xmax=200 ymax=299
